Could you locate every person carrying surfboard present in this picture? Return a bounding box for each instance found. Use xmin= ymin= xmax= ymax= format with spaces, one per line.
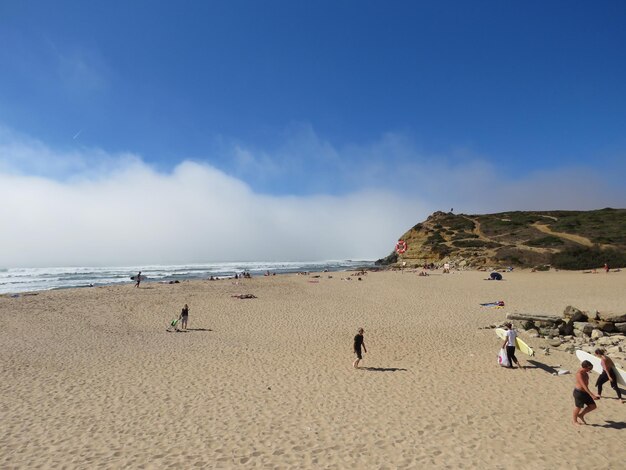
xmin=594 ymin=349 xmax=624 ymax=403
xmin=573 ymin=360 xmax=600 ymax=425
xmin=501 ymin=323 xmax=522 ymax=369
xmin=135 ymin=271 xmax=142 ymax=288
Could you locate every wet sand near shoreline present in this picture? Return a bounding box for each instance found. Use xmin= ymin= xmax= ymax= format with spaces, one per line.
xmin=2 ymin=270 xmax=625 ymax=468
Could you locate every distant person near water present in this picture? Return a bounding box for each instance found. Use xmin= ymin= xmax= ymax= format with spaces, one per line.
xmin=353 ymin=328 xmax=367 ymax=368
xmin=594 ymin=349 xmax=623 ymax=403
xmin=181 ymin=304 xmax=189 ymax=330
xmin=573 ymin=360 xmax=599 ymax=425
xmin=135 ymin=271 xmax=142 ymax=288
xmin=501 ymin=322 xmax=521 ymax=369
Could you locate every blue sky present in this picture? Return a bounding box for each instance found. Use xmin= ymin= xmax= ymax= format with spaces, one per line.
xmin=1 ymin=1 xmax=625 ymax=266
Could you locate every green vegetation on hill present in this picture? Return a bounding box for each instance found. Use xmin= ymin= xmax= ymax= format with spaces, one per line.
xmin=376 ymin=208 xmax=626 ymax=269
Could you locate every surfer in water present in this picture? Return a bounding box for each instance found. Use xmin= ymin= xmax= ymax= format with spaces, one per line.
xmin=353 ymin=328 xmax=367 ymax=369
xmin=594 ymin=349 xmax=623 ymax=403
xmin=135 ymin=271 xmax=142 ymax=288
xmin=501 ymin=322 xmax=522 ymax=369
xmin=573 ymin=360 xmax=600 ymax=425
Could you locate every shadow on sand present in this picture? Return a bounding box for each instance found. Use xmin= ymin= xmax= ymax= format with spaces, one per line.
xmin=362 ymin=367 xmax=408 ymax=372
xmin=591 ymin=420 xmax=626 ymax=430
xmin=166 ymin=328 xmax=212 ymax=333
xmin=526 ymin=360 xmax=560 ymax=375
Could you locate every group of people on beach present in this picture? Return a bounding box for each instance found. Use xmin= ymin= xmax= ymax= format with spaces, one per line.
xmin=573 ymin=349 xmax=624 ymax=425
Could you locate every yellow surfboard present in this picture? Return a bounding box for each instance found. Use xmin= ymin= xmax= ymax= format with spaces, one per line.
xmin=495 ymin=328 xmax=535 ymax=357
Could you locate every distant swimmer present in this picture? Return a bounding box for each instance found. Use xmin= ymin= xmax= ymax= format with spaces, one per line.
xmin=573 ymin=360 xmax=599 ymax=425
xmin=594 ymin=349 xmax=623 ymax=403
xmin=353 ymin=328 xmax=367 ymax=368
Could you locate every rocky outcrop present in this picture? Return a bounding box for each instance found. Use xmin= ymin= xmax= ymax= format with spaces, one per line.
xmin=377 ymin=208 xmax=626 ymax=269
xmin=501 ymin=306 xmax=626 ymax=365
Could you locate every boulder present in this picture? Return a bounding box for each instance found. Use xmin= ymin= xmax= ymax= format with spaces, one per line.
xmin=607 ymin=345 xmax=623 ymax=354
xmin=548 ymin=338 xmax=563 ymax=347
xmin=591 ymin=329 xmax=604 ymax=340
xmin=563 ymin=306 xmax=587 ymax=322
xmin=506 ymin=313 xmax=562 ymax=324
xmin=596 ymin=311 xmax=626 ymax=323
xmin=540 ymin=328 xmax=560 ymax=337
xmin=524 ymin=329 xmax=540 ymax=338
xmin=615 ymin=323 xmax=626 ymax=334
xmin=597 ymin=336 xmax=615 ymax=346
xmin=573 ymin=322 xmax=594 ymax=335
xmin=595 ymin=321 xmax=617 ymax=333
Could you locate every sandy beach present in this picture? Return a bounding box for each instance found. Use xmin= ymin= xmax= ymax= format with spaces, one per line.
xmin=2 ymin=270 xmax=626 ymax=468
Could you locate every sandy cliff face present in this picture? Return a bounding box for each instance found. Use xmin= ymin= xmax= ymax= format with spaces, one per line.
xmin=377 ymin=209 xmax=626 ymax=269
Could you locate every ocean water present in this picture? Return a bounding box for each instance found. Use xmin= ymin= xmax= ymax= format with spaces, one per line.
xmin=0 ymin=260 xmax=374 ymax=295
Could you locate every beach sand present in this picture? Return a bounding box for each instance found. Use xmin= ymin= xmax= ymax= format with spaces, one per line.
xmin=2 ymin=270 xmax=626 ymax=468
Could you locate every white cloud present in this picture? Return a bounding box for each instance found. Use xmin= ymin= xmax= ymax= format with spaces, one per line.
xmin=1 ymin=128 xmax=624 ymax=268
xmin=0 ymin=135 xmax=414 ymax=267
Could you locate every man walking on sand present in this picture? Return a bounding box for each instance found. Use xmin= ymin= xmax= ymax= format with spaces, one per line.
xmin=573 ymin=360 xmax=600 ymax=425
xmin=353 ymin=328 xmax=367 ymax=368
xmin=135 ymin=271 xmax=142 ymax=288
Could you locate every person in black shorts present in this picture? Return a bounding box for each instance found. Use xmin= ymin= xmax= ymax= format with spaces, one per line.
xmin=353 ymin=328 xmax=367 ymax=368
xmin=573 ymin=360 xmax=600 ymax=425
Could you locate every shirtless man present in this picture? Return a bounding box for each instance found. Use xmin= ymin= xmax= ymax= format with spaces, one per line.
xmin=353 ymin=328 xmax=367 ymax=368
xmin=572 ymin=360 xmax=600 ymax=425
xmin=595 ymin=349 xmax=624 ymax=403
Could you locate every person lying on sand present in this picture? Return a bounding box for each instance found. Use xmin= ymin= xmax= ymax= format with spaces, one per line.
xmin=572 ymin=361 xmax=600 ymax=425
xmin=231 ymin=294 xmax=257 ymax=299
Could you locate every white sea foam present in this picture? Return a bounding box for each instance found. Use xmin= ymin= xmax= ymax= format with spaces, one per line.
xmin=0 ymin=260 xmax=374 ymax=295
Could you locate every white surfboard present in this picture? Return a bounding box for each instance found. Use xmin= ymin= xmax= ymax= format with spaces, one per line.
xmin=575 ymin=349 xmax=626 ymax=387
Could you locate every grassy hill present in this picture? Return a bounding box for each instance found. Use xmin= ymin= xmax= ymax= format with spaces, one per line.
xmin=376 ymin=208 xmax=626 ymax=270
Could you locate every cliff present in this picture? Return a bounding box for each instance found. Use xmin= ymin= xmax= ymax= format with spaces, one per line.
xmin=376 ymin=208 xmax=626 ymax=270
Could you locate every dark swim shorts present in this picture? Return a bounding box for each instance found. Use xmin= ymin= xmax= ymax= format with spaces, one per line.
xmin=573 ymin=389 xmax=595 ymax=408
xmin=354 ymin=348 xmax=362 ymax=360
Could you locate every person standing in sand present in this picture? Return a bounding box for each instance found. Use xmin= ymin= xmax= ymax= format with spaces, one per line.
xmin=594 ymin=349 xmax=623 ymax=403
xmin=573 ymin=360 xmax=600 ymax=425
xmin=353 ymin=328 xmax=367 ymax=368
xmin=135 ymin=271 xmax=142 ymax=288
xmin=180 ymin=304 xmax=189 ymax=330
xmin=501 ymin=322 xmax=522 ymax=369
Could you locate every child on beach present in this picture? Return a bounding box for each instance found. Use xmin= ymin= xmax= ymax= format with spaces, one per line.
xmin=573 ymin=360 xmax=600 ymax=425
xmin=353 ymin=328 xmax=367 ymax=368
xmin=594 ymin=349 xmax=624 ymax=403
xmin=180 ymin=304 xmax=189 ymax=330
